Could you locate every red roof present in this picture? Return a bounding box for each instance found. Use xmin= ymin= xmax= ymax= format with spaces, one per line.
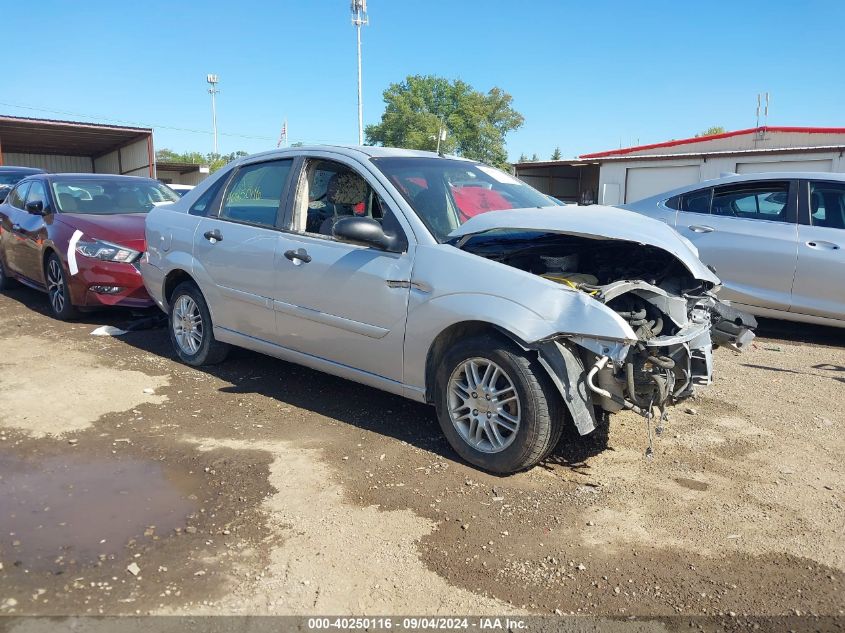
xmin=579 ymin=126 xmax=845 ymax=159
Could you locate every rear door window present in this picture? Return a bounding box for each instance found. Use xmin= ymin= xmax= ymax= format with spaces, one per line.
xmin=219 ymin=160 xmax=292 ymax=228
xmin=712 ymin=182 xmax=790 ymax=221
xmin=809 ymin=181 xmax=845 ymax=230
xmin=679 ymin=188 xmax=713 ymax=214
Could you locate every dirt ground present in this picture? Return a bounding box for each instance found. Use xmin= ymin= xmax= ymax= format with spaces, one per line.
xmin=0 ymin=285 xmax=842 ymax=627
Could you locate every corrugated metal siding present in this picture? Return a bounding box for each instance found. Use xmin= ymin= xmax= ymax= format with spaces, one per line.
xmin=123 ymin=166 xmax=150 ymax=177
xmin=120 ymin=139 xmax=150 ymax=173
xmin=4 ymin=153 xmax=93 ymax=172
xmin=93 ymin=150 xmax=120 ymax=174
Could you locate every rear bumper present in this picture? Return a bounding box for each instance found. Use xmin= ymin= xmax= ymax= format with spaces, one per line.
xmin=68 ymin=259 xmax=154 ymax=308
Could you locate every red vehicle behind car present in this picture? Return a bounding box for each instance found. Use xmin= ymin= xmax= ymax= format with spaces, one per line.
xmin=0 ymin=173 xmax=179 ymax=319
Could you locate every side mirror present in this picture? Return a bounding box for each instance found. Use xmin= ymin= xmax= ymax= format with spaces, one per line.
xmin=25 ymin=200 xmax=45 ymax=215
xmin=333 ymin=216 xmax=404 ymax=252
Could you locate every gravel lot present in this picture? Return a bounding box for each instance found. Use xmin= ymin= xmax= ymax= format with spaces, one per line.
xmin=0 ymin=285 xmax=842 ymax=627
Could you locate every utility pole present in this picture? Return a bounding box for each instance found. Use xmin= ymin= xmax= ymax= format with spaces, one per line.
xmin=207 ymin=74 xmax=220 ymax=155
xmin=351 ymin=0 xmax=368 ymax=145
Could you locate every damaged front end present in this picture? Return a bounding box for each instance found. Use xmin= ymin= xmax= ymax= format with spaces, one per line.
xmin=572 ymin=278 xmax=756 ymax=447
xmin=452 ymin=220 xmax=756 ymax=451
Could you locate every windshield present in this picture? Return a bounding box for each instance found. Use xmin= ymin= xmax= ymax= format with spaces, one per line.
xmin=0 ymin=172 xmax=31 ymax=186
xmin=371 ymin=157 xmax=553 ymax=242
xmin=50 ymin=178 xmax=179 ymax=214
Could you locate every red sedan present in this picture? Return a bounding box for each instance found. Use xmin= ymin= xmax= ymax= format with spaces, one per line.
xmin=0 ymin=173 xmax=179 ymax=319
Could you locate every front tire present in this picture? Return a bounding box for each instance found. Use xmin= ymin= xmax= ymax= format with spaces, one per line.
xmin=434 ymin=335 xmax=564 ymax=474
xmin=45 ymin=253 xmax=79 ymax=320
xmin=168 ymin=281 xmax=229 ymax=366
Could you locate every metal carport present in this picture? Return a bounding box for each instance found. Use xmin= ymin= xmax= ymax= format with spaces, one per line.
xmin=0 ymin=115 xmax=154 ymax=176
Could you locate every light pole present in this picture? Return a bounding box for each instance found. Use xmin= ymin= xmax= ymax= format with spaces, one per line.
xmin=351 ymin=0 xmax=368 ymax=145
xmin=207 ymin=74 xmax=220 ymax=155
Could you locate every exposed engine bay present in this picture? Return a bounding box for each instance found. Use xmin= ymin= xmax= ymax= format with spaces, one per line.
xmin=457 ymin=231 xmax=757 ymax=454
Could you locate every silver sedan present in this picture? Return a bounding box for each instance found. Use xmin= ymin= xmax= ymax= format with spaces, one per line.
xmin=141 ymin=146 xmax=753 ymax=473
xmin=624 ymin=172 xmax=845 ymax=328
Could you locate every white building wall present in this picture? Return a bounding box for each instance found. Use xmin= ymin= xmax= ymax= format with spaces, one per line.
xmin=120 ymin=139 xmax=150 ymax=174
xmin=157 ymin=170 xmax=208 ymax=186
xmin=93 ymin=150 xmax=120 ymax=174
xmin=598 ymin=150 xmax=845 ymax=204
xmin=4 ymin=153 xmax=93 ymax=172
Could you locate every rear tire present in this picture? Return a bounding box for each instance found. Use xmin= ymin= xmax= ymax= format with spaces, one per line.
xmin=168 ymin=281 xmax=229 ymax=366
xmin=434 ymin=334 xmax=565 ymax=474
xmin=0 ymin=251 xmax=19 ymax=291
xmin=45 ymin=253 xmax=79 ymax=320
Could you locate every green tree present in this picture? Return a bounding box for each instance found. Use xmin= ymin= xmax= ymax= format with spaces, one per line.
xmin=155 ymin=149 xmax=248 ymax=173
xmin=531 ymin=153 xmax=540 ymax=162
xmin=154 ymin=148 xmax=182 ymax=163
xmin=550 ymin=146 xmax=562 ymax=160
xmin=696 ymin=126 xmax=726 ymax=137
xmin=517 ymin=152 xmax=528 ymax=163
xmin=365 ymin=75 xmax=524 ymax=170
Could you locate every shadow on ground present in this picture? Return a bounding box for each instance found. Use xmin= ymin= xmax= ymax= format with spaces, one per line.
xmin=9 ymin=285 xmax=840 ymax=476
xmin=754 ymin=316 xmax=843 ymax=346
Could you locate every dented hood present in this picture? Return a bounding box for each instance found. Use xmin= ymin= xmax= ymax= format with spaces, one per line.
xmin=448 ymin=205 xmax=720 ymax=285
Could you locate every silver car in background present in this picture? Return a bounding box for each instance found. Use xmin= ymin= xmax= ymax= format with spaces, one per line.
xmin=141 ymin=146 xmax=753 ymax=473
xmin=624 ymin=172 xmax=845 ymax=328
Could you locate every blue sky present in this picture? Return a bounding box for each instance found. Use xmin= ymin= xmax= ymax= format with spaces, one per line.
xmin=2 ymin=1 xmax=843 ymax=161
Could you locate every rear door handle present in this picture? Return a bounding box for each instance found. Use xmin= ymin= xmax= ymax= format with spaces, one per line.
xmin=806 ymin=240 xmax=840 ymax=250
xmin=203 ymin=229 xmax=223 ymax=243
xmin=688 ymin=225 xmax=714 ymax=233
xmin=284 ymin=248 xmax=312 ymax=264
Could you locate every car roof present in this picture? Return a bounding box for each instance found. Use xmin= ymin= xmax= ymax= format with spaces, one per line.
xmin=0 ymin=166 xmax=46 ymax=174
xmin=235 ymin=144 xmax=475 ymax=164
xmin=642 ymin=171 xmax=845 ymax=201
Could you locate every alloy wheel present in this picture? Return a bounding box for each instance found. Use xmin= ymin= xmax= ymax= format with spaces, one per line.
xmin=447 ymin=357 xmax=522 ymax=453
xmin=172 ymin=295 xmax=203 ymax=355
xmin=46 ymin=258 xmax=66 ymax=314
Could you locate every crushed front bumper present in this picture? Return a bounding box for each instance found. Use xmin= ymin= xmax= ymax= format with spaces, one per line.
xmin=536 ymin=296 xmax=756 ymax=444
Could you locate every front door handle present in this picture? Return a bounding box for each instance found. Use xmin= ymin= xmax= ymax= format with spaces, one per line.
xmin=688 ymin=225 xmax=715 ymax=233
xmin=284 ymin=248 xmax=312 ymax=264
xmin=806 ymin=240 xmax=840 ymax=250
xmin=203 ymin=229 xmax=223 ymax=243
